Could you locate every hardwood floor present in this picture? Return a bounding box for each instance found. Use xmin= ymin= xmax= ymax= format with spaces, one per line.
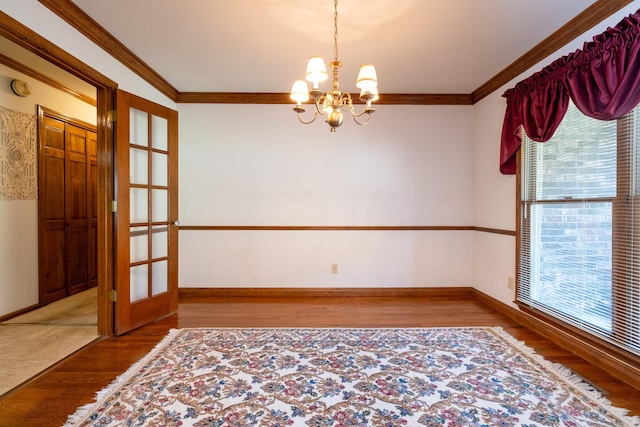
xmin=1 ymin=294 xmax=639 ymax=426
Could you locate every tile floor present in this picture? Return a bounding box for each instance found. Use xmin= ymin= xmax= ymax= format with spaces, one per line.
xmin=0 ymin=288 xmax=99 ymax=396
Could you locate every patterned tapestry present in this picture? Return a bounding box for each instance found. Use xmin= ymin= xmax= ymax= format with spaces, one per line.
xmin=0 ymin=106 xmax=37 ymax=200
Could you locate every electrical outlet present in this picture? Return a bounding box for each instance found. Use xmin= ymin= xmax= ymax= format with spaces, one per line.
xmin=332 ymin=264 xmax=338 ymax=274
xmin=508 ymin=277 xmax=515 ymax=290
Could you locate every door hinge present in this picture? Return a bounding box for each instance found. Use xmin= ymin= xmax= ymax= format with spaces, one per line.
xmin=109 ymin=289 xmax=118 ymax=302
xmin=110 ymin=200 xmax=117 ymax=212
xmin=107 ymin=110 xmax=116 ymax=123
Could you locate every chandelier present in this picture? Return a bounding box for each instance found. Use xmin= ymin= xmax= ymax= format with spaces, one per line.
xmin=290 ymin=0 xmax=379 ymax=132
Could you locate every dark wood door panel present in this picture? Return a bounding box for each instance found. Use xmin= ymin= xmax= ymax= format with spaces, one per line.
xmin=43 ymin=116 xmax=64 ymax=149
xmin=68 ymin=125 xmax=88 ymax=155
xmin=40 ymin=115 xmax=67 ymax=304
xmin=67 ymin=234 xmax=89 ymax=293
xmin=41 ymin=227 xmax=66 ymax=303
xmin=67 ymin=159 xmax=87 ymax=219
xmin=43 ymin=156 xmax=65 ymax=220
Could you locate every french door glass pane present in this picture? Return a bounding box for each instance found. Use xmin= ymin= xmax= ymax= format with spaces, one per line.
xmin=152 ymin=260 xmax=168 ymax=295
xmin=152 ymin=189 xmax=168 ymax=222
xmin=130 ymin=108 xmax=148 ymax=147
xmin=152 ymin=226 xmax=168 ymax=258
xmin=130 ymin=188 xmax=148 ymax=223
xmin=130 ymin=148 xmax=148 ymax=185
xmin=130 ymin=264 xmax=148 ymax=302
xmin=152 ymin=152 xmax=168 ymax=186
xmin=152 ymin=115 xmax=168 ymax=151
xmin=130 ymin=226 xmax=148 ymax=263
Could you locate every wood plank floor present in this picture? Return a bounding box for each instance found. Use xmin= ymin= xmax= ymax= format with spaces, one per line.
xmin=1 ymin=295 xmax=639 ymax=426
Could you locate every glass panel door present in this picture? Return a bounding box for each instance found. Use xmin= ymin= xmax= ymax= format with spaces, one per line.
xmin=127 ymin=109 xmax=171 ymax=303
xmin=115 ymin=90 xmax=178 ymax=335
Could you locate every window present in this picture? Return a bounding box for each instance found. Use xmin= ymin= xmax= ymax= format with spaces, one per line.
xmin=519 ymin=102 xmax=640 ymax=356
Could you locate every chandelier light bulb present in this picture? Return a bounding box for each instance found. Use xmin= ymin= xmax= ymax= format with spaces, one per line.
xmin=306 ymin=57 xmax=328 ymax=89
xmin=290 ymin=80 xmax=310 ymax=104
xmin=356 ymin=65 xmax=378 ymax=91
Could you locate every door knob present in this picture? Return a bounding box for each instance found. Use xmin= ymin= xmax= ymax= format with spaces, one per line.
xmin=172 ymin=220 xmax=180 ymax=226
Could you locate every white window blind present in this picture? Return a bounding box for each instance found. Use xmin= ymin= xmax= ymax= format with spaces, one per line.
xmin=519 ymin=102 xmax=640 ymax=356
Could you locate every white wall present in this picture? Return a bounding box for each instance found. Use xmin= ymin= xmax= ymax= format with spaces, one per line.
xmin=178 ymin=104 xmax=474 ymax=288
xmin=3 ymin=0 xmax=639 ymax=312
xmin=471 ymin=87 xmax=518 ymax=306
xmin=0 ymin=63 xmax=96 ymax=316
xmin=470 ymin=3 xmax=640 ymax=307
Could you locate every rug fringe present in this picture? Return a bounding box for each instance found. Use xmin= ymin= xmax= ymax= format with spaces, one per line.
xmin=62 ymin=328 xmax=182 ymax=427
xmin=492 ymin=326 xmax=640 ymax=427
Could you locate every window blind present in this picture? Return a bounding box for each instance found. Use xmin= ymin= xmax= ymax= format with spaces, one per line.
xmin=519 ymin=102 xmax=640 ymax=356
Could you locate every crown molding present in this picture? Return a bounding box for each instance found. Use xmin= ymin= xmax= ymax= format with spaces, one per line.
xmin=0 ymin=10 xmax=116 ymax=89
xmin=471 ymin=0 xmax=635 ymax=103
xmin=38 ymin=0 xmax=177 ymax=100
xmin=36 ymin=0 xmax=635 ymax=105
xmin=176 ymin=92 xmax=473 ymax=105
xmin=0 ymin=52 xmax=96 ymax=106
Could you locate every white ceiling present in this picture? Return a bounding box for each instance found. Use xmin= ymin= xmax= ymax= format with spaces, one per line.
xmin=65 ymin=0 xmax=596 ymax=95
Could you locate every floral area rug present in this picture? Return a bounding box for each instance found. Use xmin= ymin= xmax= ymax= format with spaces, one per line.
xmin=64 ymin=327 xmax=639 ymax=426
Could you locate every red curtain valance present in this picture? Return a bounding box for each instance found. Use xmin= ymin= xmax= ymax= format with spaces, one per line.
xmin=500 ymin=9 xmax=640 ymax=174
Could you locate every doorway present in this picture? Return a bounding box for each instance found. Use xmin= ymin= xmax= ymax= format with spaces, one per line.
xmin=0 ymin=13 xmax=117 ymax=336
xmin=1 ymin=11 xmax=179 ymax=337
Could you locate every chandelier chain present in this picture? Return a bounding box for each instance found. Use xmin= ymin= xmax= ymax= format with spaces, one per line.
xmin=333 ymin=0 xmax=339 ymax=62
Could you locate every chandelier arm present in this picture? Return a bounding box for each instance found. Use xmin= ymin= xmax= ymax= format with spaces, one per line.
xmin=352 ymin=111 xmax=372 ymax=126
xmin=338 ymin=92 xmax=352 ymax=111
xmin=296 ymin=109 xmax=319 ymax=125
xmin=314 ymin=95 xmax=329 ymax=115
xmin=346 ymin=95 xmax=375 ymax=118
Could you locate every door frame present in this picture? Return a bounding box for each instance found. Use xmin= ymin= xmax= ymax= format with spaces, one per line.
xmin=0 ymin=12 xmax=117 ymax=336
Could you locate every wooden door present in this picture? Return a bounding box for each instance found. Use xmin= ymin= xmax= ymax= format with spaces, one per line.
xmin=87 ymin=130 xmax=98 ymax=290
xmin=38 ymin=108 xmax=97 ymax=305
xmin=114 ymin=90 xmax=178 ymax=335
xmin=39 ymin=115 xmax=66 ymax=304
xmin=67 ymin=124 xmax=91 ymax=295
